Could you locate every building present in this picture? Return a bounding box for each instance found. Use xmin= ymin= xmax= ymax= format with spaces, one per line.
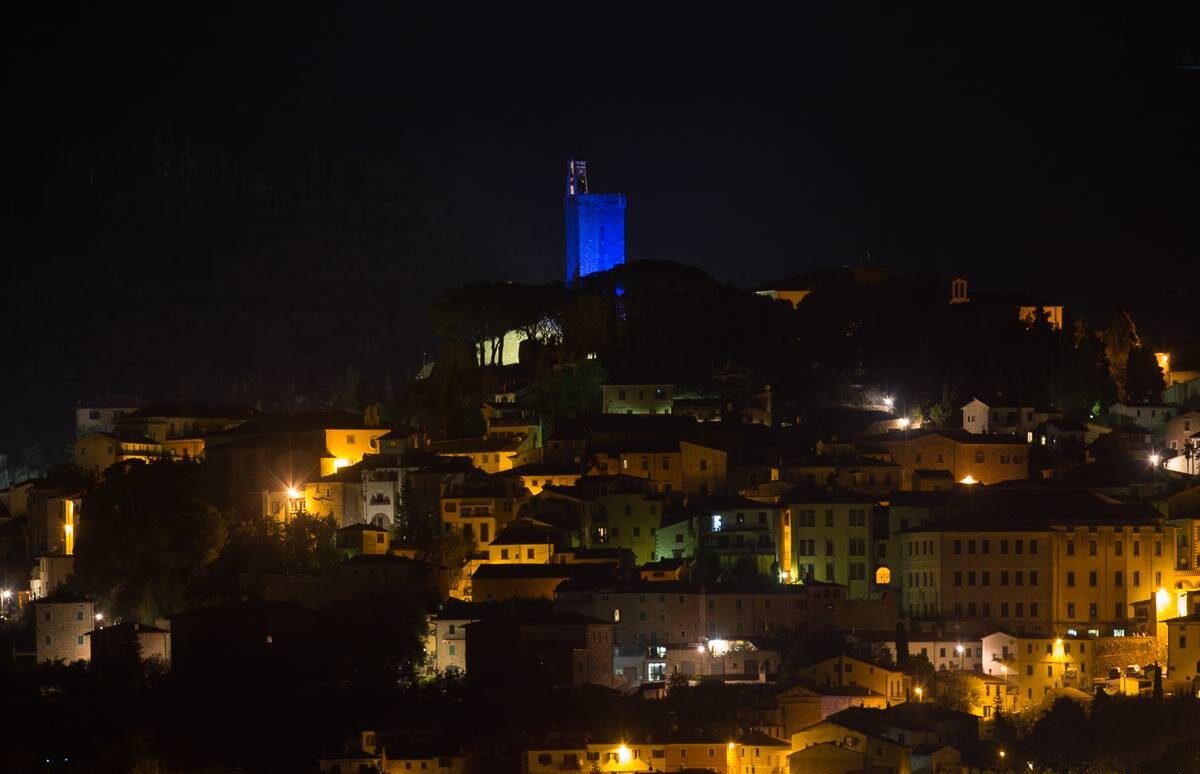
xmin=699 ymin=494 xmax=785 ymax=578
xmin=35 ymin=595 xmax=96 ymax=663
xmin=901 ymin=637 xmax=984 ymax=673
xmin=522 ymin=733 xmax=788 ymax=774
xmin=1109 ymin=402 xmax=1177 ymax=434
xmin=960 ymin=398 xmax=1062 ymax=436
xmin=948 ymin=277 xmax=1064 ymax=330
xmin=978 ymin=630 xmax=1156 ymax=709
xmin=320 ymin=731 xmax=468 ymax=774
xmin=111 ymin=402 xmax=256 ymax=460
xmin=74 ymin=432 xmax=166 ymax=473
xmin=483 ymin=519 xmax=566 ymax=564
xmin=204 ymin=411 xmax=391 ymax=515
xmin=296 ymin=464 xmax=367 ymax=526
xmin=779 ymin=455 xmax=902 ymax=495
xmin=554 ymin=579 xmax=841 ymax=646
xmin=1165 ymin=613 xmax=1200 ymax=693
xmin=775 ymin=489 xmax=880 ymax=598
xmin=602 ymin=384 xmax=674 ymax=415
xmin=88 ymin=621 xmax=170 ymax=667
xmin=429 ymin=600 xmax=481 ymax=674
xmin=564 ymin=159 xmax=625 ymax=283
xmin=428 ymin=436 xmax=534 ymax=474
xmin=465 ymin=611 xmax=615 ymax=689
xmin=792 ymin=654 xmax=910 ymax=704
xmin=75 ymin=396 xmax=142 ymax=437
xmin=469 ymin=563 xmax=598 ymax=602
xmin=441 ymin=473 xmax=530 ymax=551
xmin=1164 ymin=411 xmax=1200 ymax=453
xmin=900 ymin=522 xmax=1056 ymax=628
xmin=30 ymin=554 xmax=75 ymax=598
xmin=335 ymin=523 xmax=391 ymax=557
xmin=589 ymin=442 xmax=728 ymax=496
xmin=505 ymin=463 xmax=584 ymax=496
xmin=774 ymin=684 xmax=891 ymax=738
xmin=856 ymin=429 xmax=1029 ymax=486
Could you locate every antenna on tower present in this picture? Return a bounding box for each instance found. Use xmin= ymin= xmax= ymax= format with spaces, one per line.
xmin=566 ymin=159 xmax=589 ymax=197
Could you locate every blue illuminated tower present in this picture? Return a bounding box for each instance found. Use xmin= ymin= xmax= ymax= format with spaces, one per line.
xmin=564 ymin=159 xmax=626 ymax=283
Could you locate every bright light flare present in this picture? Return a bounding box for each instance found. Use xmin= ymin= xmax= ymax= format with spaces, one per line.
xmin=960 ymin=474 xmax=978 ymax=485
xmin=286 ymin=487 xmax=302 ymax=499
xmin=617 ymin=745 xmax=631 ymax=764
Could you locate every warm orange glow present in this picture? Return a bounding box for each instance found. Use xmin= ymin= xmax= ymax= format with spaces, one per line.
xmin=332 ymin=457 xmax=351 ymax=471
xmin=64 ymin=500 xmax=76 ymax=555
xmin=960 ymin=474 xmax=978 ymax=485
xmin=617 ymin=745 xmax=631 ymax=764
xmin=286 ymin=487 xmax=302 ymax=499
xmin=1052 ymin=638 xmax=1065 ymax=659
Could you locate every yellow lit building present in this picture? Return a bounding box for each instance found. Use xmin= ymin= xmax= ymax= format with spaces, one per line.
xmin=74 ymin=432 xmax=165 ymax=474
xmin=589 ymin=440 xmax=727 ymax=496
xmin=856 ymin=429 xmax=1028 ymax=487
xmin=789 ymin=721 xmax=912 ymax=774
xmin=1165 ymin=613 xmax=1200 ymax=693
xmin=792 ymin=654 xmax=910 ymax=703
xmin=162 ymin=436 xmax=206 ymax=460
xmin=440 ymin=475 xmax=530 ymax=548
xmin=521 ymin=735 xmax=786 ymax=774
xmin=506 ymin=463 xmax=583 ymax=495
xmin=428 ymin=436 xmax=531 ymax=474
xmin=773 ymin=490 xmax=879 ymax=599
xmin=321 ymin=426 xmax=391 ymax=476
xmin=483 ymin=520 xmax=561 ymax=564
xmin=335 ymin=523 xmax=391 ymax=556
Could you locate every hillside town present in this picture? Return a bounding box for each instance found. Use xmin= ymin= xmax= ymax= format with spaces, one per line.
xmin=4 ymin=183 xmax=1200 ymax=772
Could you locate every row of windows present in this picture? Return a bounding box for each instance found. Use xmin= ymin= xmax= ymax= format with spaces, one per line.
xmin=1065 ymin=602 xmax=1124 ymax=619
xmin=953 ymin=601 xmax=1041 ymax=618
xmin=1066 ymin=538 xmax=1161 ymax=557
xmin=913 ymin=451 xmax=1024 ymax=464
xmin=906 ymin=538 xmax=934 ymax=556
xmin=43 ymin=635 xmax=86 ymax=646
xmin=793 ymin=508 xmax=870 ymax=528
xmin=1066 ymin=570 xmax=1149 ymax=587
xmin=953 ymin=538 xmax=1038 ymax=555
xmin=953 ymin=570 xmax=1039 ymax=586
xmin=795 ymin=539 xmax=865 ymax=557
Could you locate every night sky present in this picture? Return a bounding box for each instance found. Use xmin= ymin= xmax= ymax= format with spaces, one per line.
xmin=3 ymin=5 xmax=1199 ymax=458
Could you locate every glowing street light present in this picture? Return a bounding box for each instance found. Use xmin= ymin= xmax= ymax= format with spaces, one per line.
xmin=956 ymin=644 xmax=965 ymax=670
xmin=1149 ymin=453 xmax=1162 ymax=467
xmin=617 ymin=745 xmax=632 ymax=765
xmin=960 ymin=474 xmax=978 ymax=485
xmin=897 ymin=416 xmax=911 ymax=429
xmin=94 ymin=612 xmax=104 ymax=622
xmin=286 ymin=486 xmax=302 ymax=499
xmin=0 ymin=589 xmax=10 ymax=601
xmin=883 ymin=396 xmax=895 ymax=410
xmin=914 ymin=686 xmax=923 ymax=702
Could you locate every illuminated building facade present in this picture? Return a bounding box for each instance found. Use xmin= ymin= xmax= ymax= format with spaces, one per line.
xmin=565 ymin=159 xmax=626 ymax=283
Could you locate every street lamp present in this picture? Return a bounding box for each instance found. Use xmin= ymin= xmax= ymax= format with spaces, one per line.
xmin=914 ymin=686 xmax=923 ymax=702
xmin=956 ymin=644 xmax=965 ymax=671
